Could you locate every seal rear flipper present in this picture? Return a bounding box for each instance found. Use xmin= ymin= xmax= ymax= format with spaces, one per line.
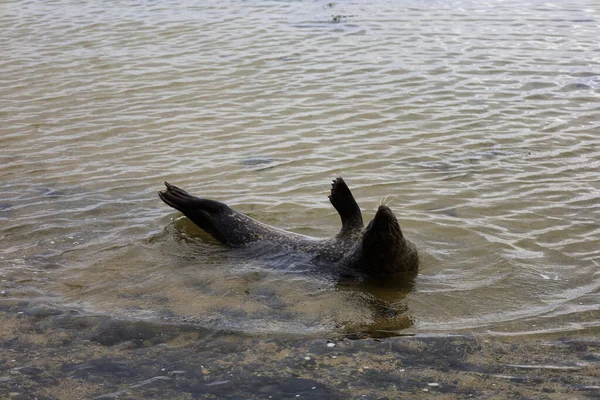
xmin=158 ymin=182 xmax=230 ymax=243
xmin=164 ymin=181 xmax=191 ymax=197
xmin=159 ymin=182 xmax=225 ymax=213
xmin=328 ymin=177 xmax=363 ymax=234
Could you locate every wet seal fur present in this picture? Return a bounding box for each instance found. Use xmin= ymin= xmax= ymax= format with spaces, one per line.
xmin=158 ymin=178 xmax=418 ymax=276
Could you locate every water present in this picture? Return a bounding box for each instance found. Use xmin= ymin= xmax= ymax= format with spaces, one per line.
xmin=1 ymin=0 xmax=599 ymax=338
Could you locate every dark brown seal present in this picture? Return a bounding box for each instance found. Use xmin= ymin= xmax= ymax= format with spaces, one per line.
xmin=158 ymin=178 xmax=418 ymax=276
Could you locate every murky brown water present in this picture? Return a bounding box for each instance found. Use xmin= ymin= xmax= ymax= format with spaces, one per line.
xmin=1 ymin=0 xmax=599 ymax=338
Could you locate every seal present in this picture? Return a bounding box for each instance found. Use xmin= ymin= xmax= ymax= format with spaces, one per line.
xmin=158 ymin=178 xmax=418 ymax=276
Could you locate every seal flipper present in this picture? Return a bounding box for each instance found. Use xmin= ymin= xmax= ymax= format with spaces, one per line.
xmin=158 ymin=182 xmax=231 ymax=244
xmin=328 ymin=177 xmax=363 ymax=234
xmin=159 ymin=182 xmax=225 ymax=214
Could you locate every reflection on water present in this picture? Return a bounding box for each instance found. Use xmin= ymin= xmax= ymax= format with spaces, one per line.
xmin=1 ymin=0 xmax=599 ymax=338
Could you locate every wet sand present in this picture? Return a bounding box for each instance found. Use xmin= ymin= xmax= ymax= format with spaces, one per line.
xmin=2 ymin=300 xmax=599 ymax=399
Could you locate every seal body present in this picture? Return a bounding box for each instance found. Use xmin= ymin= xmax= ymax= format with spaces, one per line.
xmin=158 ymin=178 xmax=418 ymax=276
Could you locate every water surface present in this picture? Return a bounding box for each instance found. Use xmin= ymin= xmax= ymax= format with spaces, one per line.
xmin=1 ymin=0 xmax=599 ymax=338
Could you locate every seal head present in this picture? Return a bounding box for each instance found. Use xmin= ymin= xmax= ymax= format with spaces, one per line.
xmin=342 ymin=205 xmax=418 ymax=275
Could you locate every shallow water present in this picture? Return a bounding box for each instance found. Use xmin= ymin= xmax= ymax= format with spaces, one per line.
xmin=1 ymin=0 xmax=599 ymax=338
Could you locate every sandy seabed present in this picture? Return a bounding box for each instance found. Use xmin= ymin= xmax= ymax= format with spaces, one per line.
xmin=2 ymin=300 xmax=600 ymax=400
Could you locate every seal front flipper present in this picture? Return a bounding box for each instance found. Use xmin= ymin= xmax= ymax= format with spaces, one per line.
xmin=328 ymin=177 xmax=363 ymax=234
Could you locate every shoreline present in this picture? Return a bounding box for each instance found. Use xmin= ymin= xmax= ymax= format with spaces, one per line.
xmin=2 ymin=300 xmax=599 ymax=399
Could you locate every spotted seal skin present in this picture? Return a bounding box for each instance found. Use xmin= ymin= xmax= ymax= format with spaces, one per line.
xmin=158 ymin=178 xmax=418 ymax=276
